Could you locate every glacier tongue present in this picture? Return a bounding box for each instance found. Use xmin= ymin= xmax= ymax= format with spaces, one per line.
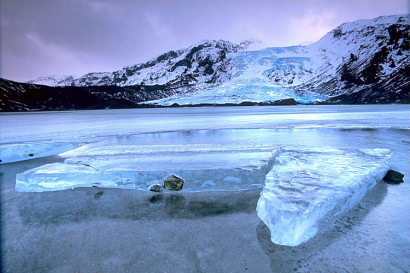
xmin=256 ymin=147 xmax=392 ymax=247
xmin=15 ymin=144 xmax=280 ymax=192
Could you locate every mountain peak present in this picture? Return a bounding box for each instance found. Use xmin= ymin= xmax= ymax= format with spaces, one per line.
xmin=17 ymin=14 xmax=409 ymax=110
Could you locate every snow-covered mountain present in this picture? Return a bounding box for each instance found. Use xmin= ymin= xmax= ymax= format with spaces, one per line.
xmin=28 ymin=40 xmax=248 ymax=89
xmin=2 ymin=14 xmax=409 ymax=111
xmin=299 ymin=14 xmax=409 ymax=98
xmin=149 ymin=14 xmax=409 ymax=105
xmin=27 ymin=75 xmax=76 ymax=86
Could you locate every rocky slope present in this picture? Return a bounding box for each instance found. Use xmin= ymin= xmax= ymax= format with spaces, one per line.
xmin=1 ymin=14 xmax=409 ymax=111
xmin=298 ymin=14 xmax=409 ymax=102
xmin=0 ymin=78 xmax=178 ymax=111
xmin=28 ymin=40 xmax=247 ymax=89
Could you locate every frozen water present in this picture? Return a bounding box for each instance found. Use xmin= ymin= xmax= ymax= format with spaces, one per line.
xmin=0 ymin=142 xmax=78 ymax=164
xmin=15 ymin=142 xmax=395 ymax=247
xmin=1 ymin=105 xmax=409 ymax=272
xmin=15 ymin=144 xmax=280 ymax=192
xmin=3 ymin=106 xmax=407 ymax=247
xmin=256 ymin=147 xmax=392 ymax=246
xmin=1 ymin=105 xmax=408 ymax=144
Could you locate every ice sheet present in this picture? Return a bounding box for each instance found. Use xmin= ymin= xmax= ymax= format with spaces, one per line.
xmin=256 ymin=147 xmax=392 ymax=246
xmin=0 ymin=142 xmax=78 ymax=164
xmin=15 ymin=144 xmax=280 ymax=192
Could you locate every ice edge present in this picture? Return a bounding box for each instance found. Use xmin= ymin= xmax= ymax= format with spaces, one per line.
xmin=256 ymin=148 xmax=392 ymax=247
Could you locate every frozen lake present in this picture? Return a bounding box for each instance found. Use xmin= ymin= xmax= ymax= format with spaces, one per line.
xmin=1 ymin=105 xmax=409 ymax=272
xmin=1 ymin=104 xmax=408 ymax=144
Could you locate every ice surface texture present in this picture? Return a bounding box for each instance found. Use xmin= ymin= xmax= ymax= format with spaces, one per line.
xmin=0 ymin=142 xmax=78 ymax=164
xmin=14 ymin=143 xmax=393 ymax=247
xmin=256 ymin=147 xmax=392 ymax=246
xmin=16 ymin=144 xmax=280 ymax=192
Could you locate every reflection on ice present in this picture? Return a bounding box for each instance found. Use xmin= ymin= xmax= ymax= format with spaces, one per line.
xmin=256 ymin=147 xmax=392 ymax=246
xmin=16 ymin=144 xmax=280 ymax=192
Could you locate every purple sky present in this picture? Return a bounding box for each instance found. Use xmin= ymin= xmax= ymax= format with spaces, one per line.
xmin=1 ymin=0 xmax=408 ymax=82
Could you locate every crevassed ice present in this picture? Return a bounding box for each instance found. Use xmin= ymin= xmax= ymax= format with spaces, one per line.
xmin=0 ymin=142 xmax=78 ymax=164
xmin=15 ymin=144 xmax=281 ymax=192
xmin=148 ymin=47 xmax=326 ymax=106
xmin=256 ymin=147 xmax=392 ymax=247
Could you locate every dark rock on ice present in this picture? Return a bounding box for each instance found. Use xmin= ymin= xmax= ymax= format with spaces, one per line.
xmin=148 ymin=183 xmax=163 ymax=192
xmin=383 ymin=170 xmax=404 ymax=184
xmin=94 ymin=191 xmax=104 ymax=199
xmin=163 ymin=175 xmax=184 ymax=191
xmin=28 ymin=153 xmax=34 ymax=157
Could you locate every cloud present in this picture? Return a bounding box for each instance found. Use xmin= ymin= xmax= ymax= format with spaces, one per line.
xmin=25 ymin=32 xmax=74 ymax=60
xmin=144 ymin=12 xmax=174 ymax=39
xmin=288 ymin=9 xmax=337 ymax=46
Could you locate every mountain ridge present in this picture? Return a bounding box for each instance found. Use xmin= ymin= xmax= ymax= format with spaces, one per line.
xmin=1 ymin=14 xmax=409 ymax=111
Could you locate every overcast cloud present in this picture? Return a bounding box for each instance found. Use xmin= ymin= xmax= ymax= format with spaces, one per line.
xmin=0 ymin=0 xmax=408 ymax=82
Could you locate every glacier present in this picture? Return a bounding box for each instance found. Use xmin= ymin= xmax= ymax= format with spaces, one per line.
xmin=147 ymin=46 xmax=327 ymax=106
xmin=257 ymin=147 xmax=392 ymax=246
xmin=15 ymin=144 xmax=280 ymax=192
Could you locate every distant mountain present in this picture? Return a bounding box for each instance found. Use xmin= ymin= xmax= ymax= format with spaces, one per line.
xmin=1 ymin=14 xmax=409 ymax=111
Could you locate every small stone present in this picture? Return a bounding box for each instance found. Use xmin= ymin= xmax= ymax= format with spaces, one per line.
xmin=148 ymin=184 xmax=163 ymax=192
xmin=383 ymin=170 xmax=404 ymax=184
xmin=163 ymin=175 xmax=184 ymax=191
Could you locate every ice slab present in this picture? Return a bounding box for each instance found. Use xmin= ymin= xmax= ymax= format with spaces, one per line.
xmin=256 ymin=147 xmax=392 ymax=247
xmin=16 ymin=144 xmax=280 ymax=192
xmin=0 ymin=142 xmax=79 ymax=164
